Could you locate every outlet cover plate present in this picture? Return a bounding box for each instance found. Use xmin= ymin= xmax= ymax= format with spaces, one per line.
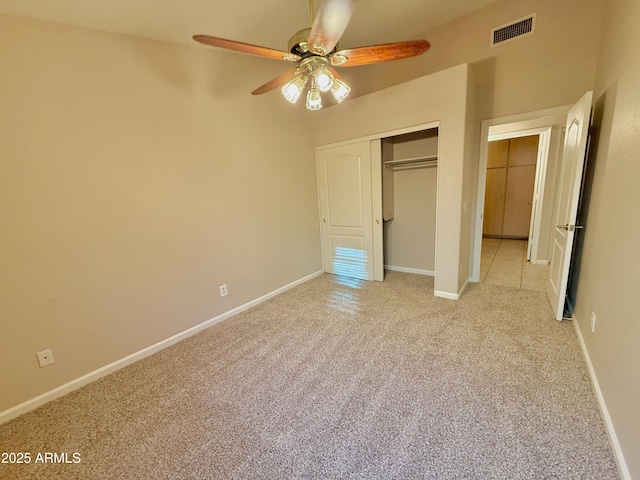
xmin=37 ymin=349 xmax=55 ymax=368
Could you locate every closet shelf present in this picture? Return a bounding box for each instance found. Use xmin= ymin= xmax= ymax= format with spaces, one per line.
xmin=384 ymin=155 xmax=438 ymax=170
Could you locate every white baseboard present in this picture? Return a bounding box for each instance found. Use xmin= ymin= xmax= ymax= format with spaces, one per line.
xmin=0 ymin=269 xmax=324 ymax=425
xmin=384 ymin=266 xmax=470 ymax=300
xmin=434 ymin=290 xmax=459 ymax=300
xmin=531 ymin=259 xmax=550 ymax=265
xmin=385 ymin=265 xmax=435 ymax=276
xmin=460 ymin=278 xmax=469 ymax=297
xmin=572 ymin=315 xmax=631 ymax=480
xmin=434 ymin=278 xmax=468 ymax=301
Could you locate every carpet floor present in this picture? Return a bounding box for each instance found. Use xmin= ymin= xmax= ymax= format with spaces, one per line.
xmin=0 ymin=272 xmax=619 ymax=479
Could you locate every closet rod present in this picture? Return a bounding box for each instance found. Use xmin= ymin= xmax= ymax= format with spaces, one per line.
xmin=384 ymin=155 xmax=438 ymax=170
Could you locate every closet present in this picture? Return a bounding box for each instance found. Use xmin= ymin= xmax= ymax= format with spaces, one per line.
xmin=483 ymin=135 xmax=538 ymax=238
xmin=382 ymin=128 xmax=438 ymax=275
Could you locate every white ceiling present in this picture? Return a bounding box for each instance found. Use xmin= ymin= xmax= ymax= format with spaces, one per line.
xmin=0 ymin=0 xmax=502 ymax=52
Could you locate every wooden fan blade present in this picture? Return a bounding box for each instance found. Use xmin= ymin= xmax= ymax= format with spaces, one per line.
xmin=332 ymin=40 xmax=430 ymax=67
xmin=251 ymin=69 xmax=299 ymax=95
xmin=193 ymin=35 xmax=300 ymax=62
xmin=308 ymin=0 xmax=354 ymax=55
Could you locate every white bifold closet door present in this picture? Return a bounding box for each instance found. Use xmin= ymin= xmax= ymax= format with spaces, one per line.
xmin=316 ymin=139 xmax=383 ymax=281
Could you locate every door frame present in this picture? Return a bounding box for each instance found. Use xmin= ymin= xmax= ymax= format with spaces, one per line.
xmin=487 ymin=127 xmax=551 ymax=261
xmin=316 ymin=120 xmax=440 ymax=283
xmin=470 ymin=106 xmax=571 ymax=282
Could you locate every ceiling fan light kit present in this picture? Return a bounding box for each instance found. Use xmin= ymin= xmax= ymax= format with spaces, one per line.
xmin=315 ymin=70 xmax=334 ymax=92
xmin=282 ymin=72 xmax=308 ymax=104
xmin=306 ymin=85 xmax=323 ymax=111
xmin=280 ymin=56 xmax=349 ymax=109
xmin=330 ymin=78 xmax=350 ymax=103
xmin=193 ymin=0 xmax=430 ymax=111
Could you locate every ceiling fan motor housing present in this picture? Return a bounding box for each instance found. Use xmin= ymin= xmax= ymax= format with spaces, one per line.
xmin=288 ymin=28 xmax=338 ymax=58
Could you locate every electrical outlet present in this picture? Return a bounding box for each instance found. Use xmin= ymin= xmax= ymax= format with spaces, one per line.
xmin=37 ymin=349 xmax=55 ymax=368
xmin=591 ymin=312 xmax=596 ymax=333
xmin=219 ymin=284 xmax=228 ymax=297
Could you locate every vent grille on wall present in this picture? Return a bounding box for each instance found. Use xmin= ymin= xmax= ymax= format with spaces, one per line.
xmin=491 ymin=14 xmax=536 ymax=46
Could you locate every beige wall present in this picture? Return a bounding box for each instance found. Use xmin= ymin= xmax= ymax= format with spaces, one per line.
xmin=460 ymin=67 xmax=478 ymax=289
xmin=384 ymin=168 xmax=437 ymax=272
xmin=3 ymin=7 xmax=637 ymax=476
xmin=573 ymin=0 xmax=640 ymax=476
xmin=340 ymin=0 xmax=605 ymax=121
xmin=0 ymin=15 xmax=320 ymax=413
xmin=392 ymin=134 xmax=438 ymax=160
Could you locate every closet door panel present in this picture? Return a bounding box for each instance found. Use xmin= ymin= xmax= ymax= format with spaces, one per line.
xmin=503 ymin=165 xmax=536 ymax=237
xmin=487 ymin=139 xmax=509 ymax=168
xmin=508 ymin=135 xmax=538 ymax=166
xmin=483 ymin=168 xmax=507 ymax=236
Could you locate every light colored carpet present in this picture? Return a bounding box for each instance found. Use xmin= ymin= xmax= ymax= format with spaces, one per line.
xmin=0 ymin=272 xmax=619 ymax=479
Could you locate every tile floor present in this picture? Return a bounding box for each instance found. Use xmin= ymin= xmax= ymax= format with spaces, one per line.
xmin=480 ymin=238 xmax=550 ymax=291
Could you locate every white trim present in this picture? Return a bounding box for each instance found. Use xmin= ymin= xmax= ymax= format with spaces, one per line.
xmin=434 ymin=290 xmax=459 ymax=300
xmin=434 ymin=278 xmax=468 ymax=300
xmin=531 ymin=259 xmax=550 ymax=265
xmin=385 ymin=265 xmax=435 ymax=276
xmin=488 ymin=126 xmax=550 ymax=142
xmin=572 ymin=315 xmax=631 ymax=480
xmin=485 ymin=105 xmax=572 ymax=127
xmin=315 ymin=121 xmax=440 ymax=151
xmin=0 ymin=270 xmax=324 ymax=425
xmin=459 ymin=278 xmax=469 ymax=297
xmin=371 ymin=139 xmax=384 ymax=281
xmin=530 ymin=129 xmax=551 ymax=261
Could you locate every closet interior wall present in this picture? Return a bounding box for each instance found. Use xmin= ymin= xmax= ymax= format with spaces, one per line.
xmin=382 ymin=128 xmax=438 ymax=275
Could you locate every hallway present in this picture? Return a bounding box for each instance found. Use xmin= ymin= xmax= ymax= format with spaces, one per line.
xmin=480 ymin=239 xmax=550 ymax=291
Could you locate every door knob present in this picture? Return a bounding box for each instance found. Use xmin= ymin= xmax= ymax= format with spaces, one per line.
xmin=375 ymin=219 xmax=380 ymax=224
xmin=557 ymin=224 xmax=584 ymax=232
xmin=322 ymin=218 xmax=327 ymax=223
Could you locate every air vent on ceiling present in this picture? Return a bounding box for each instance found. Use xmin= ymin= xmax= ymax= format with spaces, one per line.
xmin=491 ymin=14 xmax=536 ymax=46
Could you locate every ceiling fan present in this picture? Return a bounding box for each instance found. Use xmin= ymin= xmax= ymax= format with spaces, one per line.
xmin=193 ymin=0 xmax=430 ymax=110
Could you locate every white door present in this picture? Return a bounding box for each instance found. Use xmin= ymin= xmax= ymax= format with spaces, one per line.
xmin=526 ymin=134 xmax=545 ymax=260
xmin=316 ymin=140 xmax=383 ymax=281
xmin=547 ymin=91 xmax=593 ymax=320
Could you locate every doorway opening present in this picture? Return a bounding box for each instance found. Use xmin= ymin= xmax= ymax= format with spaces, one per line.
xmin=382 ymin=128 xmax=439 ymax=278
xmin=484 ymin=128 xmax=553 ymax=258
xmin=471 ymin=105 xmax=571 ymax=284
xmin=483 ymin=134 xmax=539 ymax=243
